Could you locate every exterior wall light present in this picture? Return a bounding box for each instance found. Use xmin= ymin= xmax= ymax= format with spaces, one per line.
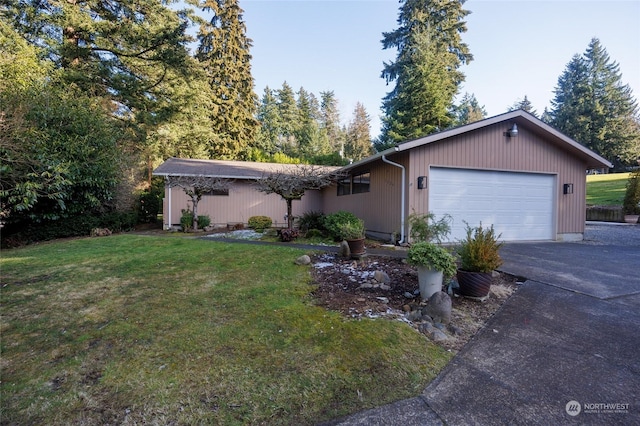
xmin=417 ymin=176 xmax=427 ymax=189
xmin=563 ymin=183 xmax=574 ymax=194
xmin=505 ymin=123 xmax=518 ymax=137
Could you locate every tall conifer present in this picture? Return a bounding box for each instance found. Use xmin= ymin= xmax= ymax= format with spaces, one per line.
xmin=195 ymin=0 xmax=258 ymax=159
xmin=379 ymin=0 xmax=472 ymax=149
xmin=549 ymin=38 xmax=639 ymax=169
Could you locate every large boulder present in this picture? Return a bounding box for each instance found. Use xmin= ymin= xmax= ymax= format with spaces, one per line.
xmin=422 ymin=291 xmax=452 ymax=324
xmin=295 ymin=255 xmax=311 ymax=265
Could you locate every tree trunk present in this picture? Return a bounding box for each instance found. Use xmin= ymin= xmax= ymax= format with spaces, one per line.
xmin=192 ymin=196 xmax=199 ymax=231
xmin=286 ymin=199 xmax=293 ymax=229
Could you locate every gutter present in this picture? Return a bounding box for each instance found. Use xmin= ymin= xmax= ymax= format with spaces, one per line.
xmin=381 ymin=153 xmax=406 ymax=244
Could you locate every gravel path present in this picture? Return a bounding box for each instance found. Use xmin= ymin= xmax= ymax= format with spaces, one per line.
xmin=583 ymin=222 xmax=640 ymax=246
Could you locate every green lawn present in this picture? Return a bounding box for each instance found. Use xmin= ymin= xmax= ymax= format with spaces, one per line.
xmin=0 ymin=235 xmax=450 ymax=425
xmin=586 ymin=172 xmax=629 ymax=206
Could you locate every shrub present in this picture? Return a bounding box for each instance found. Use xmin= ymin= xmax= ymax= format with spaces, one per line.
xmin=0 ymin=211 xmax=138 ymax=247
xmin=324 ymin=211 xmax=360 ymax=241
xmin=136 ymin=179 xmax=164 ymax=223
xmin=180 ymin=209 xmax=193 ymax=232
xmin=279 ymin=228 xmax=299 ymax=242
xmin=623 ymin=169 xmax=640 ymax=215
xmin=198 ymin=215 xmax=211 ymax=229
xmin=408 ymin=212 xmax=452 ymax=243
xmin=338 ymin=219 xmax=365 ymax=240
xmin=304 ymin=229 xmax=324 ymax=239
xmin=248 ymin=216 xmax=273 ymax=232
xmin=297 ymin=211 xmax=326 ymax=233
xmin=457 ymin=222 xmax=504 ymax=273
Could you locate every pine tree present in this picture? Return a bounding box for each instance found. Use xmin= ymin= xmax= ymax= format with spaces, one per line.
xmin=345 ymin=103 xmax=373 ymax=161
xmin=379 ymin=0 xmax=473 ymax=149
xmin=453 ymin=92 xmax=486 ymax=125
xmin=195 ymin=0 xmax=258 ymax=160
xmin=549 ymin=38 xmax=640 ymax=169
xmin=508 ymin=95 xmax=537 ymax=117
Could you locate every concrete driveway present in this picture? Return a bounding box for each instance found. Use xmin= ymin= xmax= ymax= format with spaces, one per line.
xmin=327 ymin=224 xmax=640 ymax=425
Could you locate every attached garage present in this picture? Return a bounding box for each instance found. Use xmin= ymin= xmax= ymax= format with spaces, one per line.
xmin=324 ymin=110 xmax=613 ymax=243
xmin=428 ymin=167 xmax=556 ymax=242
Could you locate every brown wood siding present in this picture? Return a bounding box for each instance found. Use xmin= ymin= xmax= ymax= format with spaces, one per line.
xmin=322 ymin=154 xmax=409 ymax=238
xmin=408 ymin=122 xmax=588 ymax=236
xmin=163 ymin=181 xmax=323 ymax=228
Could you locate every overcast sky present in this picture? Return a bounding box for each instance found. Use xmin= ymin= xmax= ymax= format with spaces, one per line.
xmin=239 ymin=0 xmax=640 ymax=138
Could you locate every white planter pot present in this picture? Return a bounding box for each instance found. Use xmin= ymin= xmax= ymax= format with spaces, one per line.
xmin=417 ymin=266 xmax=444 ymax=300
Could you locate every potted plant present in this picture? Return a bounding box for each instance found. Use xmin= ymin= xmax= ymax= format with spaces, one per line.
xmin=407 ymin=242 xmax=457 ymax=300
xmin=339 ymin=218 xmax=366 ymax=257
xmin=408 ymin=211 xmax=453 ymax=244
xmin=456 ymin=222 xmax=504 ymax=299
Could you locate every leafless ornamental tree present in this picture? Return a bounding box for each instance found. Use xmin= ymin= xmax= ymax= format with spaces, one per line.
xmin=166 ymin=175 xmax=231 ymax=231
xmin=256 ymin=165 xmax=343 ymax=229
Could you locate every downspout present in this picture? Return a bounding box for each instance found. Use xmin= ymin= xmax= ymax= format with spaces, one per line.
xmin=166 ymin=177 xmax=172 ymax=230
xmin=381 ymin=154 xmax=406 ymax=244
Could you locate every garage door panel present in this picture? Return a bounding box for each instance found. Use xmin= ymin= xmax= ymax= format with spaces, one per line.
xmin=429 ymin=168 xmax=555 ymax=242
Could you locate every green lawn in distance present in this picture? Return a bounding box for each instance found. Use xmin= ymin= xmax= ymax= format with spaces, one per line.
xmin=586 ymin=172 xmax=629 ymax=206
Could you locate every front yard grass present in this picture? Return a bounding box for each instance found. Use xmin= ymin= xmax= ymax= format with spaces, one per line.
xmin=586 ymin=172 xmax=629 ymax=206
xmin=0 ymin=235 xmax=451 ymax=425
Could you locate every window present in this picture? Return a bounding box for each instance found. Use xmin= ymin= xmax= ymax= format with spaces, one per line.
xmin=337 ymin=171 xmax=370 ymax=196
xmin=352 ymin=172 xmax=370 ymax=194
xmin=337 ymin=177 xmax=351 ymax=196
xmin=204 ymin=188 xmax=229 ymax=196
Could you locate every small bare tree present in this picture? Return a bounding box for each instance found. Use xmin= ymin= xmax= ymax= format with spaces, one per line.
xmin=256 ymin=165 xmax=344 ymax=229
xmin=166 ymin=175 xmax=231 ymax=231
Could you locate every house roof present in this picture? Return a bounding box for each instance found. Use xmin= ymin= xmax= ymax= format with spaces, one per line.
xmin=154 ymin=111 xmax=613 ymax=180
xmin=153 ymin=157 xmax=340 ymax=180
xmin=344 ymin=110 xmax=614 ymax=171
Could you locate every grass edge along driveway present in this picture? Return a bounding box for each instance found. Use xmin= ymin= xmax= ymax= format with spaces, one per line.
xmin=0 ymin=235 xmax=451 ymax=425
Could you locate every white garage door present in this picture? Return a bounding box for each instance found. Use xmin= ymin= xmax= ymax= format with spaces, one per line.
xmin=429 ymin=168 xmax=556 ymax=242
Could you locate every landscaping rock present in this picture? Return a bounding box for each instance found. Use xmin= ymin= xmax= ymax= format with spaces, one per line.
xmin=373 ymin=270 xmax=390 ymax=283
xmin=430 ymin=329 xmax=449 ymax=342
xmin=406 ymin=310 xmax=422 ymax=322
xmin=423 ymin=291 xmax=452 ymax=324
xmin=339 ymin=240 xmax=350 ymax=258
xmin=295 ymin=255 xmax=311 ymax=265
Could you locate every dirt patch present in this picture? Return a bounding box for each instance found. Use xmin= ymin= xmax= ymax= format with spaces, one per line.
xmin=309 ymin=253 xmax=521 ymax=352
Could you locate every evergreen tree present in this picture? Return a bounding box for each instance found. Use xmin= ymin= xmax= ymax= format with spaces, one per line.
xmin=255 ymin=86 xmax=281 ymax=155
xmin=452 ymin=92 xmax=486 ymax=125
xmin=195 ymin=0 xmax=258 ymax=160
xmin=5 ymin=0 xmax=194 ymax=121
xmin=549 ymin=38 xmax=640 ymax=169
xmin=320 ymin=91 xmax=346 ymax=152
xmin=508 ymin=95 xmax=537 ymax=117
xmin=295 ymin=87 xmax=330 ymax=160
xmin=276 ymin=82 xmax=299 ymax=155
xmin=1 ymin=21 xmax=122 ymax=225
xmin=345 ymin=103 xmax=373 ymax=161
xmin=379 ymin=0 xmax=473 ymax=149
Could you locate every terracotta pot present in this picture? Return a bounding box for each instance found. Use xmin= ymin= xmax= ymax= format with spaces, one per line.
xmin=624 ymin=215 xmax=639 ymax=224
xmin=456 ymin=269 xmax=493 ymax=298
xmin=346 ymin=238 xmax=366 ymax=257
